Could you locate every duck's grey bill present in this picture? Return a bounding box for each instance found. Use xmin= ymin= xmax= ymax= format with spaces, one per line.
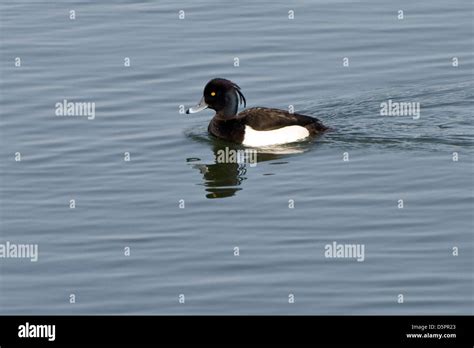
xmin=186 ymin=97 xmax=208 ymax=114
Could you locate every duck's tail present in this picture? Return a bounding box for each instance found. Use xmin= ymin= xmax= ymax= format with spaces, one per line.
xmin=305 ymin=118 xmax=329 ymax=135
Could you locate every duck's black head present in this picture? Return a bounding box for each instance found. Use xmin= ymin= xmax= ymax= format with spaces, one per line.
xmin=186 ymin=78 xmax=246 ymax=118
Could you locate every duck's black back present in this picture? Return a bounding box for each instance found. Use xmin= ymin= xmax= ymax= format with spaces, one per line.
xmin=238 ymin=107 xmax=327 ymax=134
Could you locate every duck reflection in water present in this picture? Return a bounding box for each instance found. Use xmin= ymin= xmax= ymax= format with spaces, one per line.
xmin=187 ymin=141 xmax=306 ymax=199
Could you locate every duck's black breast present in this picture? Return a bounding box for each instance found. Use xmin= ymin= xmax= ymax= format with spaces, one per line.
xmin=236 ymin=107 xmax=327 ymax=134
xmin=208 ymin=117 xmax=246 ymax=143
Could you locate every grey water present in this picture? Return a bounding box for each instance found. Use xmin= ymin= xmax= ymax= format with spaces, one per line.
xmin=0 ymin=0 xmax=472 ymax=314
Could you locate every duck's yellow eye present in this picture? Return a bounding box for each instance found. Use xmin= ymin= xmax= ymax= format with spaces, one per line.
xmin=211 ymin=91 xmax=216 ymax=96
